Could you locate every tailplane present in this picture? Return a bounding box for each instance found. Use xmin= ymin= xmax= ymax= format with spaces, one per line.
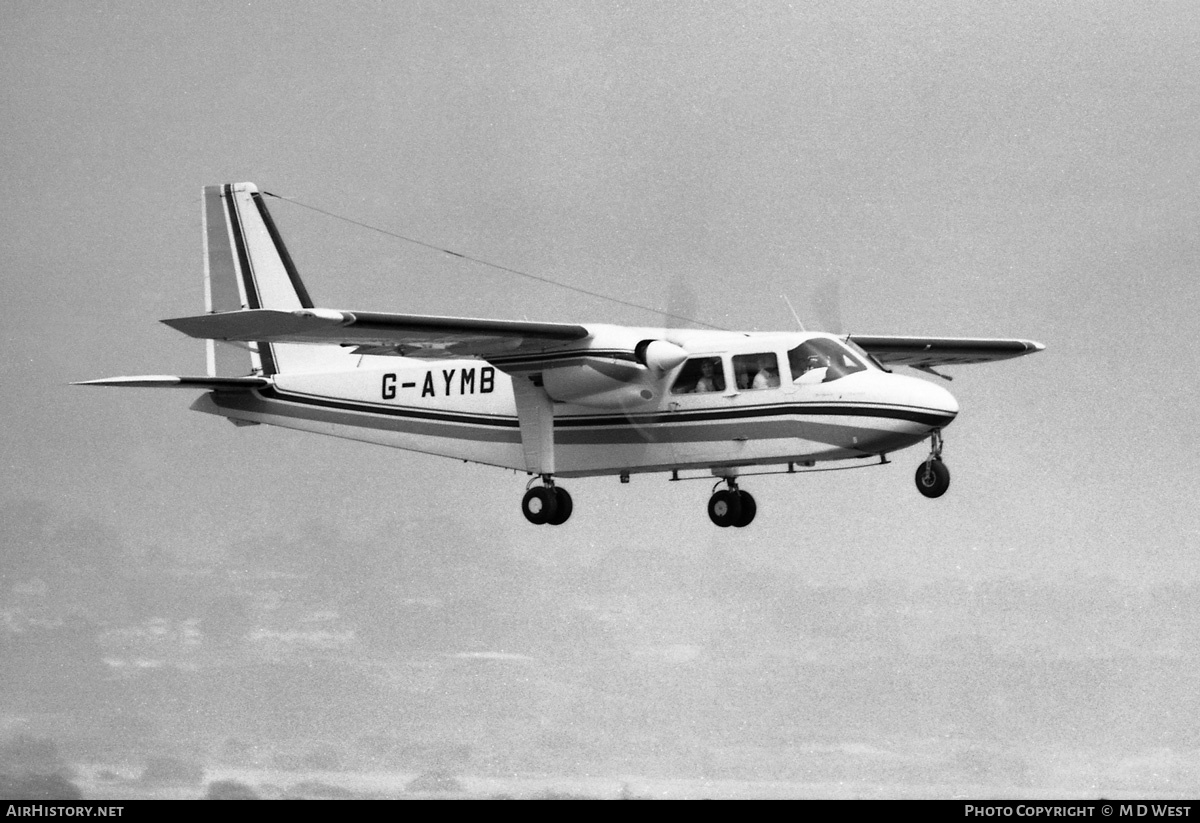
xmin=203 ymin=183 xmax=347 ymax=376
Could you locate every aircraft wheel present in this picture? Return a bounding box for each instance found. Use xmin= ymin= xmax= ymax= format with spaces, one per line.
xmin=915 ymin=459 xmax=950 ymax=498
xmin=707 ymin=489 xmax=742 ymax=528
xmin=522 ymin=487 xmax=558 ymax=524
xmin=547 ymin=487 xmax=573 ymax=525
xmin=733 ymin=491 xmax=756 ymax=527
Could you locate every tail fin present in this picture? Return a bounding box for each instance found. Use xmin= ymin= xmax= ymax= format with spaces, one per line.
xmin=202 ymin=183 xmax=345 ymax=376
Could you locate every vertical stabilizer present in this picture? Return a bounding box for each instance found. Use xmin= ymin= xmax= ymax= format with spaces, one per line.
xmin=201 ymin=183 xmax=347 ymax=375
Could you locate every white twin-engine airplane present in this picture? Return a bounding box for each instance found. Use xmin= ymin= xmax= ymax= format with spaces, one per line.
xmin=79 ymin=183 xmax=1044 ymax=527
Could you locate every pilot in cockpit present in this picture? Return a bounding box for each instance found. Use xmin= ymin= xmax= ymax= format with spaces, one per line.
xmin=794 ymin=352 xmax=830 ymax=383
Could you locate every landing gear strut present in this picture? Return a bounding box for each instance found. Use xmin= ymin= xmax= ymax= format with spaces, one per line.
xmin=915 ymin=429 xmax=951 ymax=498
xmin=522 ymin=476 xmax=573 ymax=525
xmin=708 ymin=478 xmax=756 ymax=528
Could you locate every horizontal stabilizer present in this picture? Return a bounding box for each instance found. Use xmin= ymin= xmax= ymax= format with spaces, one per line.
xmin=72 ymin=375 xmax=270 ymax=390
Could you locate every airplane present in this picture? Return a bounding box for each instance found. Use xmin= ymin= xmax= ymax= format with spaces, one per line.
xmin=77 ymin=183 xmax=1044 ymax=528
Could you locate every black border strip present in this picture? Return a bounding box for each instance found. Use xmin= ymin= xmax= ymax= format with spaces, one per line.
xmin=223 ymin=185 xmax=259 ymax=310
xmin=252 ymin=191 xmax=315 ymax=309
xmin=559 ymin=403 xmax=956 ymax=429
xmin=259 ymin=386 xmax=520 ymax=428
xmin=224 ymin=184 xmax=278 ymax=376
xmin=258 ymin=386 xmax=953 ymax=431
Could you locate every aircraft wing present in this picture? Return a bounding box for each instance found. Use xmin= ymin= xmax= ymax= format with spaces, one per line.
xmin=162 ymin=308 xmax=591 ymax=358
xmin=849 ymin=335 xmax=1045 ymax=368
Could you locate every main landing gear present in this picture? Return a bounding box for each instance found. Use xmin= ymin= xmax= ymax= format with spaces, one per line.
xmin=521 ymin=476 xmax=573 ymax=525
xmin=707 ymin=478 xmax=757 ymax=528
xmin=915 ymin=429 xmax=951 ymax=498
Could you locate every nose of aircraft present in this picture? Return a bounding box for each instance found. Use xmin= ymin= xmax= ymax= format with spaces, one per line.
xmin=903 ymin=373 xmax=959 ymax=419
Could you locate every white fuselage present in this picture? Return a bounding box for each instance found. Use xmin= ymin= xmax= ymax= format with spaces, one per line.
xmin=192 ymin=330 xmax=959 ymax=478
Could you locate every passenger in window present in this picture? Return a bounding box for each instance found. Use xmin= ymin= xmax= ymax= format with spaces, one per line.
xmin=752 ymin=355 xmax=780 ymax=389
xmin=693 ymin=360 xmax=718 ymax=393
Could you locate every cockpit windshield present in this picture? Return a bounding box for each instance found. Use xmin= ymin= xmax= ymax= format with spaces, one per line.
xmin=788 ymin=338 xmax=870 ymax=383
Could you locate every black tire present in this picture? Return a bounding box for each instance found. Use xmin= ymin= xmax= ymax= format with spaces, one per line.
xmin=733 ymin=491 xmax=756 ymax=527
xmin=522 ymin=487 xmax=558 ymax=524
xmin=547 ymin=487 xmax=574 ymax=525
xmin=915 ymin=459 xmax=950 ymax=498
xmin=707 ymin=489 xmax=742 ymax=527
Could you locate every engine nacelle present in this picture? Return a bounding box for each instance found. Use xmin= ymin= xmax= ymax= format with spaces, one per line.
xmin=540 ymin=339 xmax=688 ymax=409
xmin=541 ymin=360 xmax=656 ymax=408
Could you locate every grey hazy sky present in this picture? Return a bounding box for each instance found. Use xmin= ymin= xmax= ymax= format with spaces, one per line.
xmin=3 ymin=0 xmax=1198 ymax=586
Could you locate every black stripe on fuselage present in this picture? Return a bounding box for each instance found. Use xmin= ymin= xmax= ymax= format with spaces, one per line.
xmin=257 ymin=386 xmax=519 ymax=428
xmin=248 ymin=386 xmax=953 ymax=433
xmin=559 ymin=403 xmax=956 ymax=429
xmin=210 ymin=387 xmax=520 ymax=445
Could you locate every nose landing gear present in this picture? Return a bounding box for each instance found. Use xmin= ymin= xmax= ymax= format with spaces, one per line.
xmin=708 ymin=478 xmax=757 ymax=528
xmin=522 ymin=476 xmax=573 ymax=525
xmin=915 ymin=429 xmax=951 ymax=498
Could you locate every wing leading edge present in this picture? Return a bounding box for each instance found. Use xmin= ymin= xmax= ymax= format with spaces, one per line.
xmin=162 ymin=308 xmax=590 ymax=359
xmin=849 ymin=335 xmax=1045 ymax=368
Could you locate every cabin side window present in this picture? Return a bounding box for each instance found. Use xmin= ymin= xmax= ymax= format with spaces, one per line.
xmin=670 ymin=357 xmax=725 ymax=394
xmin=732 ymin=353 xmax=780 ymax=390
xmin=788 ymin=339 xmax=867 ymax=383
